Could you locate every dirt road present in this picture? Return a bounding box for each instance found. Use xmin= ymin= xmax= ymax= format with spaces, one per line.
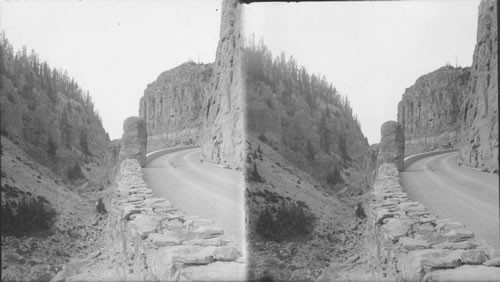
xmin=143 ymin=147 xmax=245 ymax=248
xmin=400 ymin=151 xmax=499 ymax=248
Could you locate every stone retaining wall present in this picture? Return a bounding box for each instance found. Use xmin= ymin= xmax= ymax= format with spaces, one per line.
xmin=403 ymin=149 xmax=457 ymax=168
xmin=146 ymin=145 xmax=199 ymax=164
xmin=104 ymin=158 xmax=246 ymax=281
xmin=53 ymin=116 xmax=245 ymax=281
xmin=366 ymin=162 xmax=500 ymax=281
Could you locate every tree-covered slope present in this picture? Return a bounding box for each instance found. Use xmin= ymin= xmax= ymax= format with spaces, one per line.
xmin=244 ymin=39 xmax=370 ymax=186
xmin=0 ymin=33 xmax=115 ymax=187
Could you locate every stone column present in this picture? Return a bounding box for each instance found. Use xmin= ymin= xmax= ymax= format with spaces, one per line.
xmin=377 ymin=121 xmax=405 ymax=171
xmin=119 ymin=116 xmax=147 ymax=167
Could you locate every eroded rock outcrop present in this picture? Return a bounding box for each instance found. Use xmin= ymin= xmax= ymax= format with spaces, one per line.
xmin=458 ymin=0 xmax=498 ymax=172
xmin=397 ymin=67 xmax=470 ymax=156
xmin=139 ymin=62 xmax=212 ymax=152
xmin=200 ymin=0 xmax=245 ymax=169
xmin=118 ymin=116 xmax=147 ymax=167
xmin=377 ymin=121 xmax=404 ymax=171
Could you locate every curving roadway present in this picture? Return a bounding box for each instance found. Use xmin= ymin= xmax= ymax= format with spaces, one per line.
xmin=143 ymin=147 xmax=245 ymax=248
xmin=400 ymin=151 xmax=499 ymax=248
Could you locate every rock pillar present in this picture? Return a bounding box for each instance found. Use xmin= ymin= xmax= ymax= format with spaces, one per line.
xmin=119 ymin=116 xmax=147 ymax=167
xmin=377 ymin=121 xmax=405 ymax=171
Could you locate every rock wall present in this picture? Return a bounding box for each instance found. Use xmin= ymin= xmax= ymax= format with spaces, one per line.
xmin=68 ymin=159 xmax=245 ymax=281
xmin=458 ymin=0 xmax=498 ymax=172
xmin=57 ymin=116 xmax=245 ymax=281
xmin=200 ymin=0 xmax=245 ymax=170
xmin=139 ymin=62 xmax=212 ymax=152
xmin=366 ymin=163 xmax=500 ymax=281
xmin=364 ymin=122 xmax=500 ymax=281
xmin=397 ymin=66 xmax=470 ymax=156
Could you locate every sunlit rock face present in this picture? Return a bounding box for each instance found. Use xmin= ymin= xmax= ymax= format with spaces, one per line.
xmin=458 ymin=0 xmax=498 ymax=172
xmin=199 ymin=0 xmax=245 ymax=170
xmin=397 ymin=66 xmax=470 ymax=156
xmin=139 ymin=62 xmax=212 ymax=152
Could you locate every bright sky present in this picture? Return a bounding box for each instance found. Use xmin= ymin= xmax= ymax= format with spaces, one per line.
xmin=242 ymin=0 xmax=480 ymax=144
xmin=1 ymin=0 xmax=221 ymax=140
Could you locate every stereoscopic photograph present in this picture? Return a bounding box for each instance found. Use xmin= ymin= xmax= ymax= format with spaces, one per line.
xmin=0 ymin=0 xmax=498 ymax=281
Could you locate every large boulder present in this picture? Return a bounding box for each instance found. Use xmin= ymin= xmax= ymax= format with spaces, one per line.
xmin=119 ymin=116 xmax=147 ymax=167
xmin=377 ymin=121 xmax=405 ymax=171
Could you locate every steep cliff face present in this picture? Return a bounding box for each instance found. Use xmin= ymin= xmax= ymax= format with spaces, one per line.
xmin=200 ymin=0 xmax=245 ymax=169
xmin=397 ymin=66 xmax=470 ymax=156
xmin=459 ymin=0 xmax=498 ymax=172
xmin=139 ymin=62 xmax=212 ymax=152
xmin=0 ymin=34 xmax=115 ymax=187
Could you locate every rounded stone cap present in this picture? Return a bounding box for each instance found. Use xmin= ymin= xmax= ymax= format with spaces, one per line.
xmin=123 ymin=116 xmax=144 ymax=132
xmin=119 ymin=116 xmax=147 ymax=167
xmin=377 ymin=120 xmax=405 ymax=171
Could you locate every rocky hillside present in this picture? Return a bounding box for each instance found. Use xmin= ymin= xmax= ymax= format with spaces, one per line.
xmin=200 ymin=0 xmax=245 ymax=170
xmin=244 ymin=39 xmax=375 ymax=281
xmin=459 ymin=0 xmax=498 ymax=172
xmin=244 ymin=41 xmax=370 ymax=188
xmin=139 ymin=62 xmax=212 ymax=152
xmin=246 ymin=136 xmax=369 ymax=281
xmin=0 ymin=33 xmax=116 ymax=187
xmin=0 ymin=34 xmax=118 ymax=281
xmin=397 ymin=66 xmax=470 ymax=155
xmin=1 ymin=136 xmax=109 ymax=281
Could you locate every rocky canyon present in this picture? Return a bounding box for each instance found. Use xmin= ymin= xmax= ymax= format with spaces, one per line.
xmin=139 ymin=0 xmax=244 ymax=170
xmin=398 ymin=0 xmax=497 ymax=173
xmin=1 ymin=0 xmax=497 ymax=281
